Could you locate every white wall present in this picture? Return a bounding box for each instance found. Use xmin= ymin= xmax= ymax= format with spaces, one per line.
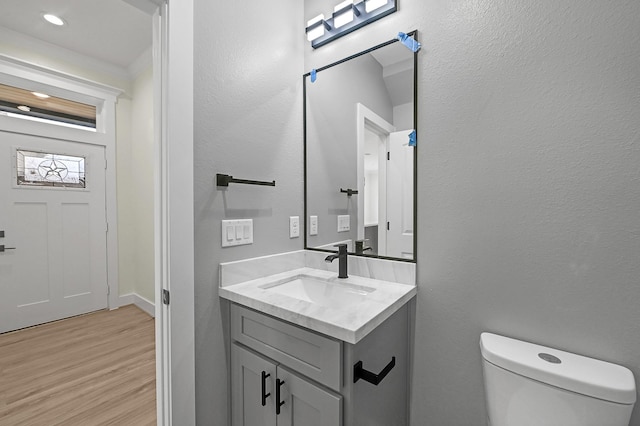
xmin=117 ymin=65 xmax=155 ymax=303
xmin=393 ymin=102 xmax=413 ymax=131
xmin=116 ymin=98 xmax=135 ymax=297
xmin=305 ymin=0 xmax=640 ymax=425
xmin=0 ymin=26 xmax=132 ymax=95
xmin=193 ymin=1 xmax=304 ymax=424
xmin=130 ymin=66 xmax=155 ymax=302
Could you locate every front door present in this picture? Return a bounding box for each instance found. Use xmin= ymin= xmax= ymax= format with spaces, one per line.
xmin=0 ymin=132 xmax=108 ymax=333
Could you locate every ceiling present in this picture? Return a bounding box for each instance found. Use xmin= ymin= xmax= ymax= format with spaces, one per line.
xmin=0 ymin=0 xmax=152 ymax=70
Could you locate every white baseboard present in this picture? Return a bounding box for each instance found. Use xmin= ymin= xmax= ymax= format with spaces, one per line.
xmin=119 ymin=293 xmax=135 ymax=307
xmin=119 ymin=293 xmax=155 ymax=317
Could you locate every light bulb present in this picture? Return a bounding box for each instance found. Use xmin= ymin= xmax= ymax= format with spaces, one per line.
xmin=43 ymin=14 xmax=65 ymax=26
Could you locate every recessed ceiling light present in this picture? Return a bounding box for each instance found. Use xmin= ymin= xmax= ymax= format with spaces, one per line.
xmin=43 ymin=14 xmax=65 ymax=26
xmin=17 ymin=105 xmax=31 ymax=112
xmin=32 ymin=92 xmax=50 ymax=99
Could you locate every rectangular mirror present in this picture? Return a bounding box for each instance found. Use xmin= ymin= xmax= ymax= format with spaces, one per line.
xmin=304 ymin=32 xmax=417 ymax=261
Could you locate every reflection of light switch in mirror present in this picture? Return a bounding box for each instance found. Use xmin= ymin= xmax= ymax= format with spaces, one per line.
xmin=289 ymin=216 xmax=300 ymax=238
xmin=310 ymin=216 xmax=318 ymax=235
xmin=222 ymin=219 xmax=253 ymax=247
xmin=337 ymin=215 xmax=350 ymax=232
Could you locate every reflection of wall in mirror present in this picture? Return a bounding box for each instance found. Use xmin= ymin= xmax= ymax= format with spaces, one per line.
xmin=394 ymin=102 xmax=413 ymax=131
xmin=306 ymin=51 xmax=393 ymax=251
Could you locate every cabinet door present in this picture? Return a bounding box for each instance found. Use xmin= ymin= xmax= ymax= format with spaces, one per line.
xmin=277 ymin=367 xmax=342 ymax=426
xmin=232 ymin=344 xmax=277 ymax=426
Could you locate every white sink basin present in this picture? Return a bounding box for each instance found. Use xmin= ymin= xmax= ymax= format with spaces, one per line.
xmin=260 ymin=275 xmax=375 ymax=308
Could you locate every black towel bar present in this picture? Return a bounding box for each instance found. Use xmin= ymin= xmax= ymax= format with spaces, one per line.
xmin=340 ymin=188 xmax=358 ymax=196
xmin=216 ymin=173 xmax=275 ymax=187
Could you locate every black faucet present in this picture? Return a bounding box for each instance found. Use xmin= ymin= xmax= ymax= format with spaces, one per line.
xmin=325 ymin=243 xmax=348 ymax=279
xmin=355 ymin=239 xmax=372 ymax=255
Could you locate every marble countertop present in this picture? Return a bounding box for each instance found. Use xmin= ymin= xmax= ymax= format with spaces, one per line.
xmin=219 ymin=266 xmax=416 ymax=344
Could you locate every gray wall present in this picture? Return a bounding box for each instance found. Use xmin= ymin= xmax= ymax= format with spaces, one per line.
xmin=304 ymin=0 xmax=640 ymax=425
xmin=193 ymin=1 xmax=304 ymax=424
xmin=193 ymin=0 xmax=640 ymax=424
xmin=306 ymin=52 xmax=393 ymax=249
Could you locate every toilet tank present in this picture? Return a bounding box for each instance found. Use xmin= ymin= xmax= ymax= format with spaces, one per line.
xmin=480 ymin=333 xmax=636 ymax=426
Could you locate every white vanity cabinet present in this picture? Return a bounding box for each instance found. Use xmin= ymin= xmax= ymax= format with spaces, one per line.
xmin=230 ymin=303 xmax=409 ymax=426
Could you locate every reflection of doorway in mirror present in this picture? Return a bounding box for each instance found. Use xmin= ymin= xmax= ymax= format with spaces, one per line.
xmin=357 ymin=103 xmax=414 ymax=259
xmin=386 ymin=130 xmax=414 ymax=259
xmin=356 ymin=103 xmax=394 ymax=256
xmin=363 ymin=126 xmax=384 ymax=255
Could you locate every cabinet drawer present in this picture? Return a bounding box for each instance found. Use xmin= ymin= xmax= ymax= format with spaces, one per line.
xmin=231 ymin=304 xmax=342 ymax=391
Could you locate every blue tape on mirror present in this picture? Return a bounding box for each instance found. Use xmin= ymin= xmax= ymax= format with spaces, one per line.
xmin=397 ymin=32 xmax=421 ymax=53
xmin=409 ymin=130 xmax=416 ymax=146
xmin=311 ymin=69 xmax=317 ymax=83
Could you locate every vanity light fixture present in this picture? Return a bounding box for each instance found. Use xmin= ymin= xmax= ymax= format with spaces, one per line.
xmin=333 ymin=0 xmax=359 ymax=29
xmin=32 ymin=92 xmax=50 ymax=99
xmin=364 ymin=0 xmax=389 ymax=13
xmin=305 ymin=0 xmax=397 ymax=49
xmin=306 ymin=14 xmax=331 ymax=42
xmin=43 ymin=13 xmax=66 ymax=26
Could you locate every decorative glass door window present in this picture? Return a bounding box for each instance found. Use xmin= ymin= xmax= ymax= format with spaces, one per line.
xmin=16 ymin=149 xmax=86 ymax=188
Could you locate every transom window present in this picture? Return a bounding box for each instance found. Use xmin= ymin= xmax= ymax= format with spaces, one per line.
xmin=0 ymin=83 xmax=97 ymax=131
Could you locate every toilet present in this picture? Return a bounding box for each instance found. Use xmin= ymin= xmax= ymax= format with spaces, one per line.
xmin=480 ymin=332 xmax=636 ymax=426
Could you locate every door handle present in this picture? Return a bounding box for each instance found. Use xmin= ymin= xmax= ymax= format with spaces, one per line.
xmin=261 ymin=371 xmax=271 ymax=406
xmin=275 ymin=378 xmax=285 ymax=415
xmin=0 ymin=245 xmax=16 ymax=253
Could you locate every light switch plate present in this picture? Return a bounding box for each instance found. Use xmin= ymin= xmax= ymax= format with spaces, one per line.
xmin=337 ymin=215 xmax=350 ymax=232
xmin=289 ymin=216 xmax=300 ymax=238
xmin=309 ymin=216 xmax=318 ymax=235
xmin=222 ymin=219 xmax=253 ymax=247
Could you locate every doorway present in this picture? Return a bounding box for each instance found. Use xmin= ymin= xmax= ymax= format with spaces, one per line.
xmin=0 ymin=0 xmax=160 ymax=421
xmin=0 ymin=1 xmax=197 ymax=423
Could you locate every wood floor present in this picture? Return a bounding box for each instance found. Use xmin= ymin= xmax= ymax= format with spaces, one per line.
xmin=0 ymin=305 xmax=156 ymax=426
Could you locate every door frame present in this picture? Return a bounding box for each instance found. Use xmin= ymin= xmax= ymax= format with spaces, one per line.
xmin=0 ymin=55 xmax=122 ymax=311
xmin=153 ymin=0 xmax=195 ymax=424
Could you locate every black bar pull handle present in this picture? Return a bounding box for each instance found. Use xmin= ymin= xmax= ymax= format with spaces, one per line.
xmin=216 ymin=173 xmax=275 ymax=187
xmin=275 ymin=378 xmax=285 ymax=415
xmin=353 ymin=356 xmax=396 ymax=385
xmin=340 ymin=188 xmax=358 ymax=196
xmin=261 ymin=371 xmax=271 ymax=406
xmin=0 ymin=245 xmax=16 ymax=253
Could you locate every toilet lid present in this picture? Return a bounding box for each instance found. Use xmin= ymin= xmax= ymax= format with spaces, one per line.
xmin=480 ymin=332 xmax=636 ymax=405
